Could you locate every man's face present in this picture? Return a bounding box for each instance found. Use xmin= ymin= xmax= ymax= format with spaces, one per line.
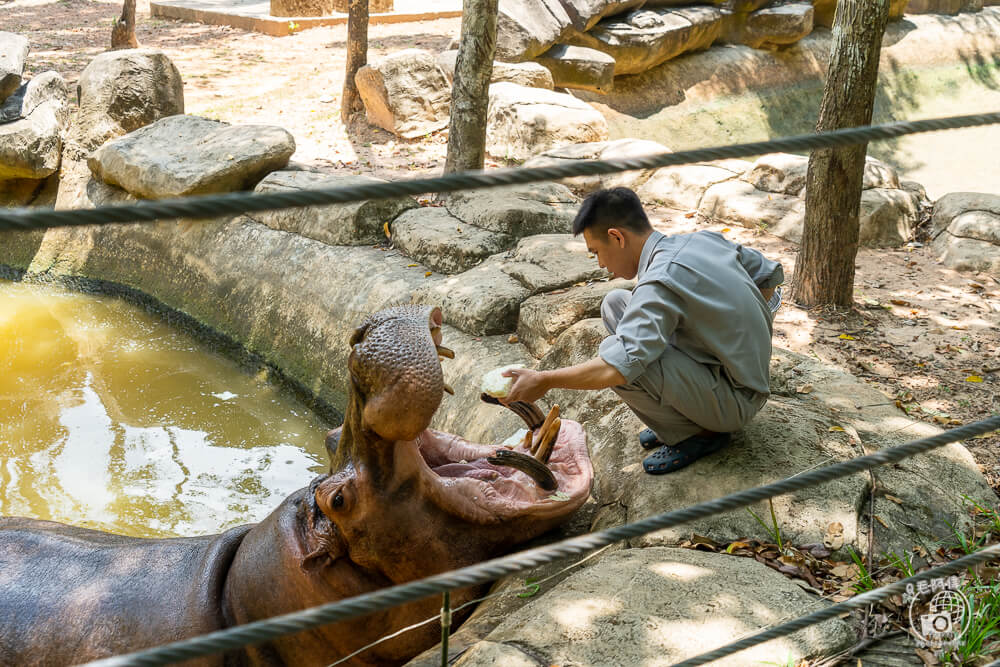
xmin=582 ymin=227 xmax=636 ymax=280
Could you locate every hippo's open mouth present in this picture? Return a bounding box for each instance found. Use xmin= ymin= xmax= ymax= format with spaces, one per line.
xmin=409 ymin=417 xmax=592 ymax=524
xmin=335 ymin=304 xmax=593 ymax=526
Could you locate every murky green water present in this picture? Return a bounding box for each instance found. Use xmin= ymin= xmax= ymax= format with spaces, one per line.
xmin=0 ymin=279 xmax=330 ymax=538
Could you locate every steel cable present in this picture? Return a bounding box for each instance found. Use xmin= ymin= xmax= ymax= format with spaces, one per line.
xmin=3 ymin=111 xmax=999 ymax=232
xmin=81 ymin=414 xmax=1000 ymax=667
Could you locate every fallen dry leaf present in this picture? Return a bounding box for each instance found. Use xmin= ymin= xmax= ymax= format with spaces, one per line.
xmin=890 ymin=298 xmax=909 ymax=306
xmin=796 ymin=384 xmax=814 ymax=394
xmin=829 ymin=425 xmax=845 ymax=432
xmin=884 ymin=494 xmax=904 ymax=505
xmin=839 ymin=334 xmax=856 ymax=340
xmin=966 ymin=375 xmax=984 ymax=383
xmin=824 ymin=521 xmax=845 ymax=550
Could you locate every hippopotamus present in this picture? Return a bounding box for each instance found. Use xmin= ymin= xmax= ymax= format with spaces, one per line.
xmin=0 ymin=305 xmax=593 ymax=666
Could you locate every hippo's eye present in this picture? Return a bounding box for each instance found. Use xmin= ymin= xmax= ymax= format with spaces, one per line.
xmin=332 ymin=492 xmax=345 ymax=509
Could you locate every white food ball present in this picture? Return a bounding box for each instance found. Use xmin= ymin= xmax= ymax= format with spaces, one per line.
xmin=481 ymin=364 xmax=525 ymax=398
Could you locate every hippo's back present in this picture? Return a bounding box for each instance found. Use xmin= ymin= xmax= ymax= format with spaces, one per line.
xmin=0 ymin=516 xmax=251 ymax=666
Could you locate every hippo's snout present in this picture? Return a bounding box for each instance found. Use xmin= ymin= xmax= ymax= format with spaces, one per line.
xmin=348 ymin=305 xmax=447 ymax=443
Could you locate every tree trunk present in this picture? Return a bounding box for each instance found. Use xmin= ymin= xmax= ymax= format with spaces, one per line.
xmin=110 ymin=0 xmax=139 ymax=50
xmin=443 ymin=0 xmax=498 ymax=174
xmin=792 ymin=0 xmax=891 ymax=308
xmin=341 ymin=0 xmax=370 ymax=123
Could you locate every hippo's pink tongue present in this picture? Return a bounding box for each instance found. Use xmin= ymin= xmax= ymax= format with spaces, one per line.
xmin=409 ymin=422 xmax=592 ymax=523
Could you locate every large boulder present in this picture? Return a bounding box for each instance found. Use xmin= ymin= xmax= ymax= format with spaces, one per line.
xmin=437 ymin=50 xmax=554 ymax=89
xmin=518 ymin=278 xmax=632 ymax=357
xmin=523 ymin=138 xmax=671 ymax=193
xmin=444 ymin=181 xmax=579 ymax=239
xmin=247 ymin=171 xmax=418 ymax=246
xmin=697 ymin=154 xmax=920 ymax=247
xmin=0 ymin=72 xmax=70 ymax=181
xmin=88 ymin=115 xmax=295 ymax=198
xmin=391 ymin=206 xmax=514 ymax=274
xmin=560 ymin=0 xmax=647 ymax=32
xmin=930 ymin=192 xmax=1000 ymax=275
xmin=355 ymin=49 xmax=452 ymax=139
xmin=0 ymin=32 xmax=29 ymax=104
xmin=534 ymin=44 xmax=616 ymax=94
xmin=566 ymin=6 xmax=722 ymax=76
xmin=638 ymin=160 xmax=747 ymax=211
xmin=486 ymin=82 xmax=609 ymax=161
xmin=495 ymin=0 xmax=574 ymax=62
xmin=735 ymin=3 xmax=814 ymax=49
xmin=412 ymin=262 xmax=531 ymax=336
xmin=449 ymin=548 xmax=855 ymax=666
xmin=56 ymin=49 xmax=185 ymax=211
xmin=501 ymin=233 xmax=608 ymax=293
xmin=71 ymin=49 xmax=184 ymax=153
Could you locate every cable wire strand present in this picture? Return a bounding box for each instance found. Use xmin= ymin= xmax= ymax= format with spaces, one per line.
xmin=79 ymin=415 xmax=1000 ymax=667
xmin=3 ymin=111 xmax=999 ymax=232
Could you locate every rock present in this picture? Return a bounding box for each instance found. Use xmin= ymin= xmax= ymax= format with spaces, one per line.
xmin=699 ymin=179 xmax=805 ymax=240
xmin=452 ymin=548 xmax=855 ymax=666
xmin=355 ymin=49 xmax=451 ymax=139
xmin=567 ymin=6 xmax=722 ymax=76
xmin=739 ymin=3 xmax=814 ymax=49
xmin=560 ymin=0 xmax=646 ymax=32
xmin=391 ymin=206 xmax=513 ymax=273
xmin=930 ymin=192 xmax=1000 ymax=274
xmin=638 ymin=162 xmax=743 ymax=211
xmin=486 ymin=82 xmax=609 ymax=161
xmin=0 ymin=175 xmax=58 ymax=208
xmin=496 ymin=0 xmax=574 ymax=62
xmin=444 ymin=181 xmax=579 ymax=238
xmin=534 ymin=44 xmax=616 ymax=94
xmin=518 ymin=278 xmax=632 ymax=357
xmin=523 ymin=138 xmax=670 ymax=193
xmin=71 ymin=49 xmax=185 ymax=152
xmin=0 ymin=72 xmax=70 ymax=181
xmin=699 ymin=176 xmax=919 ymax=247
xmin=412 ymin=262 xmax=530 ymax=335
xmin=436 ymin=50 xmax=554 ymax=89
xmin=501 ymin=233 xmax=608 ymax=294
xmin=742 ymin=153 xmax=808 ymax=195
xmin=0 ymin=32 xmax=29 ymax=104
xmin=89 ymin=115 xmax=295 ymax=199
xmin=247 ymin=171 xmax=417 ymax=246
xmin=858 ymin=188 xmax=921 ymax=247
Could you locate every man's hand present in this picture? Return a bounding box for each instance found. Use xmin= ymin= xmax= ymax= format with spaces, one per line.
xmin=500 ymin=357 xmax=626 ymax=405
xmin=501 ymin=368 xmax=549 ymax=404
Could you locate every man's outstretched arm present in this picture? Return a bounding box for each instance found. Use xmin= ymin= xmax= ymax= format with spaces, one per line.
xmin=502 ymin=357 xmax=626 ymax=405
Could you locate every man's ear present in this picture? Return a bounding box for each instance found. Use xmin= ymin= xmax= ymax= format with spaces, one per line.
xmin=607 ymin=228 xmax=626 ymax=248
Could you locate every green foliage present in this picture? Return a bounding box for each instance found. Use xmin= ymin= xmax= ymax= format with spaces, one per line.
xmin=846 ymin=546 xmax=875 ymax=593
xmin=747 ymin=498 xmax=784 ymax=553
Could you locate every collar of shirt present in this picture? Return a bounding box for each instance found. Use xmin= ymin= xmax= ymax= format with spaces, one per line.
xmin=636 ymin=230 xmax=664 ymax=282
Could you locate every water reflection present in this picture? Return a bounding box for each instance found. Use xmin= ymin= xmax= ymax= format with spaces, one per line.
xmin=0 ymin=279 xmax=330 ymax=538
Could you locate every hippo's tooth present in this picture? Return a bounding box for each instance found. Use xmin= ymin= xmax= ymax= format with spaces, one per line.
xmin=436 ymin=345 xmax=455 ymax=359
xmin=486 ymin=449 xmax=557 ymax=491
xmin=535 ymin=417 xmax=561 ymax=464
xmin=443 ymin=383 xmax=455 ymax=395
xmin=533 ymin=405 xmax=560 ymax=455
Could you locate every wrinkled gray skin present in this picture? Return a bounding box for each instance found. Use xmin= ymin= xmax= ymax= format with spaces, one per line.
xmin=0 ymin=305 xmax=593 ymax=666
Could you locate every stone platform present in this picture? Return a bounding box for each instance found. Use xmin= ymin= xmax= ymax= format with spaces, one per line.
xmin=150 ymin=0 xmax=462 ymax=36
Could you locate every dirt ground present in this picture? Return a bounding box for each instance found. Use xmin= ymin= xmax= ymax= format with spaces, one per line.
xmin=5 ymin=0 xmax=1000 ymax=495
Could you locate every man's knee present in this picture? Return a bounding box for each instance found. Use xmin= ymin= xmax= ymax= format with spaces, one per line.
xmin=601 ymin=288 xmax=631 ymax=334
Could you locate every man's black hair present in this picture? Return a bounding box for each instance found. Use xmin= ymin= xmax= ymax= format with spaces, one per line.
xmin=571 ymin=187 xmax=653 ymax=237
